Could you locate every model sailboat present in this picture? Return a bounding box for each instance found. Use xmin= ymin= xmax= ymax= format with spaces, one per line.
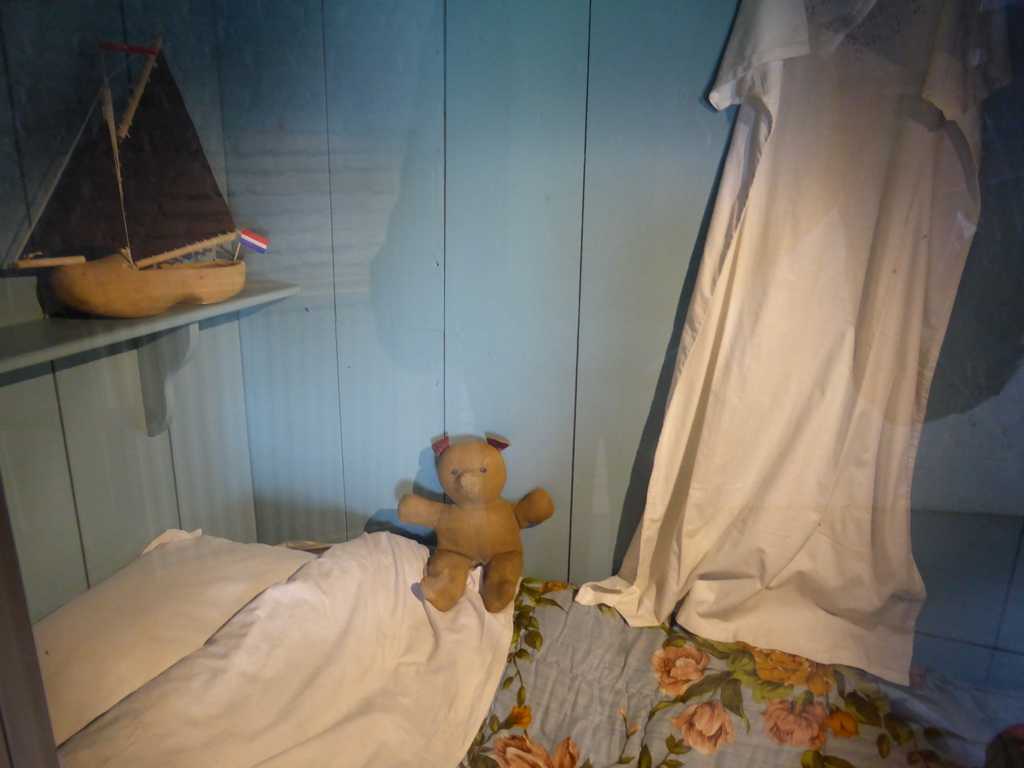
xmin=14 ymin=39 xmax=265 ymax=318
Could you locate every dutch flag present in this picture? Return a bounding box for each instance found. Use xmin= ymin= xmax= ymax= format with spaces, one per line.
xmin=240 ymin=230 xmax=269 ymax=253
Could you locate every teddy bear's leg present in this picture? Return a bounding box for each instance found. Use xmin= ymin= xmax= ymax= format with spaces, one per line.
xmin=481 ymin=551 xmax=524 ymax=612
xmin=421 ymin=549 xmax=473 ymax=611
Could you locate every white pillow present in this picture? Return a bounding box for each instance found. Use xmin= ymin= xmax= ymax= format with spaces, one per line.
xmin=33 ymin=530 xmax=314 ymax=744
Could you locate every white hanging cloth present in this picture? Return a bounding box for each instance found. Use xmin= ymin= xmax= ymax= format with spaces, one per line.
xmin=577 ymin=0 xmax=1010 ymax=684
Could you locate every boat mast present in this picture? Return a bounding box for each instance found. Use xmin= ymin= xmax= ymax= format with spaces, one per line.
xmin=98 ymin=37 xmax=161 ymax=265
xmin=108 ymin=37 xmax=162 ymax=141
xmin=98 ymin=55 xmax=133 ymax=265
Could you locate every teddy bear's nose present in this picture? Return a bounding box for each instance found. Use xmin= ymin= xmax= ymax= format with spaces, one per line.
xmin=456 ymin=471 xmax=479 ymax=493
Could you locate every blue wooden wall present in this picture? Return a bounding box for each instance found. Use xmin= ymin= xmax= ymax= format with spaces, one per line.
xmin=1 ymin=0 xmax=1023 ymax=690
xmin=209 ymin=0 xmax=746 ymax=580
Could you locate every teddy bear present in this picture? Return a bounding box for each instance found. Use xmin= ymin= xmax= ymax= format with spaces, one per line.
xmin=398 ymin=436 xmax=554 ymax=612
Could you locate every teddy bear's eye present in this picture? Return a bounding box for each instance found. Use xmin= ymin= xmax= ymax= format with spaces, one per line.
xmin=479 ymin=467 xmax=487 ymax=473
xmin=450 ymin=469 xmax=458 ymax=476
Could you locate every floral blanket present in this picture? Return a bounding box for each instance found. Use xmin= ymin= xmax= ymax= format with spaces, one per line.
xmin=461 ymin=580 xmax=1024 ymax=768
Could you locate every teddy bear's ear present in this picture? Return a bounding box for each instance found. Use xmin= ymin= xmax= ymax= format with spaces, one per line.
xmin=486 ymin=436 xmax=510 ymax=452
xmin=431 ymin=436 xmax=451 ymax=456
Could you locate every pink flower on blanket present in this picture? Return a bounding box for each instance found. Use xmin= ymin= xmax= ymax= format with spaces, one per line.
xmin=762 ymin=698 xmax=827 ymax=749
xmin=651 ymin=644 xmax=711 ymax=696
xmin=493 ymin=733 xmax=579 ymax=768
xmin=671 ymin=699 xmax=735 ymax=755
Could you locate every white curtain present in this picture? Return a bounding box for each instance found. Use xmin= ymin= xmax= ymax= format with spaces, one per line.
xmin=577 ymin=0 xmax=1010 ymax=684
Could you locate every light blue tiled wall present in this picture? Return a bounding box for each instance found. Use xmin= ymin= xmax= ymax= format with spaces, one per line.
xmin=911 ymin=510 xmax=1024 ymax=690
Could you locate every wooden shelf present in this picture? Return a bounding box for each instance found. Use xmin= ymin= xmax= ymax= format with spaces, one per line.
xmin=0 ymin=278 xmax=298 ymax=376
xmin=0 ymin=278 xmax=298 ymax=436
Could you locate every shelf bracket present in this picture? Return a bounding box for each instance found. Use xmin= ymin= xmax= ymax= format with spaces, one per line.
xmin=137 ymin=323 xmax=198 ymax=436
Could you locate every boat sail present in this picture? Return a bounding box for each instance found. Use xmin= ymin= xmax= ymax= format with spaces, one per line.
xmin=14 ymin=39 xmax=261 ymax=318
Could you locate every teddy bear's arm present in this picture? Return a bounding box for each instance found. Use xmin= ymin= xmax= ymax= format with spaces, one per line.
xmin=398 ymin=493 xmax=444 ymax=528
xmin=514 ymin=488 xmax=554 ymax=528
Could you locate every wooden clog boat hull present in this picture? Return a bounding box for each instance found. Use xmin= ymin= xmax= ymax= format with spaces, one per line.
xmin=11 ymin=42 xmax=264 ymax=319
xmin=50 ymin=254 xmax=246 ymax=318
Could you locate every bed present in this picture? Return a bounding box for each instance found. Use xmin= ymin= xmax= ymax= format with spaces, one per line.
xmin=460 ymin=581 xmax=1024 ymax=768
xmin=27 ymin=529 xmax=1024 ymax=768
xmin=42 ymin=530 xmax=512 ymax=767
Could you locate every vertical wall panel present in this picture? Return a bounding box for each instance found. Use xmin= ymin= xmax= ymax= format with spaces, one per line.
xmin=324 ymin=0 xmax=445 ymax=535
xmin=0 ymin=368 xmax=85 ymax=621
xmin=570 ymin=1 xmax=739 ymax=584
xmin=445 ymin=1 xmax=590 ymax=579
xmin=170 ymin=318 xmax=256 ymax=541
xmin=217 ymin=0 xmax=345 ymax=544
xmin=55 ymin=347 xmax=179 ymax=584
xmin=237 ymin=305 xmax=346 ymax=544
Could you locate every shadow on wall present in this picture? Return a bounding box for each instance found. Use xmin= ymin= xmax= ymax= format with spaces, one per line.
xmin=611 ymin=106 xmax=736 ymax=574
xmin=252 ymin=497 xmax=350 ymax=546
xmin=609 ymin=0 xmax=741 ymax=574
xmin=364 ymin=443 xmax=441 ymax=545
xmin=926 ymin=8 xmax=1024 ymax=421
xmin=365 ymin=2 xmax=443 ymax=376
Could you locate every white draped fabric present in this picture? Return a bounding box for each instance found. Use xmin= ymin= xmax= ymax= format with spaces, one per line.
xmin=59 ymin=534 xmax=513 ymax=767
xmin=577 ymin=0 xmax=1010 ymax=684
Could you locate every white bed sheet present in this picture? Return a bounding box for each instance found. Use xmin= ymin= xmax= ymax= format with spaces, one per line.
xmin=59 ymin=532 xmax=514 ymax=767
xmin=36 ymin=530 xmax=314 ymax=745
